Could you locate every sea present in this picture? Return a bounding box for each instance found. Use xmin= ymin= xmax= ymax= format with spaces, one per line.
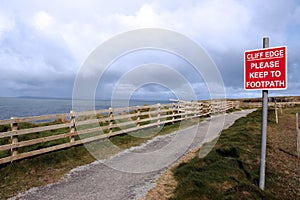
xmin=0 ymin=97 xmax=169 ymax=120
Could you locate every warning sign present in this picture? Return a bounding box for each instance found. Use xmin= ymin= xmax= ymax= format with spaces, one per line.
xmin=244 ymin=46 xmax=287 ymax=90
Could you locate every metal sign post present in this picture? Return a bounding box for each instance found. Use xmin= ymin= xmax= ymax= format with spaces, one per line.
xmin=259 ymin=37 xmax=269 ymax=190
xmin=244 ymin=37 xmax=288 ymax=191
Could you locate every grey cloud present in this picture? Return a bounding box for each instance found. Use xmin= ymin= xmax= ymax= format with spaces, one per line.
xmin=0 ymin=17 xmax=77 ymax=97
xmin=94 ymin=49 xmax=207 ymax=100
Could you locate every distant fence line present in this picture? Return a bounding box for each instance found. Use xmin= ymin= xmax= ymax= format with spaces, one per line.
xmin=240 ymin=101 xmax=300 ymax=108
xmin=0 ymin=101 xmax=239 ymax=165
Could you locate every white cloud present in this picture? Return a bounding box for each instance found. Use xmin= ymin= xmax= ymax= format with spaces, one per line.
xmin=32 ymin=11 xmax=55 ymax=31
xmin=118 ymin=4 xmax=163 ymax=28
xmin=0 ymin=12 xmax=14 ymax=38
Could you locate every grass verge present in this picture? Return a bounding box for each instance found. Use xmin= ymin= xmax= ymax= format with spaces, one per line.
xmin=171 ymin=106 xmax=300 ymax=200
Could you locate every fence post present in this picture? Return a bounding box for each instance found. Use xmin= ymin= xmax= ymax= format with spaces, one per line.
xmin=209 ymin=103 xmax=213 ymax=115
xmin=172 ymin=103 xmax=175 ymax=124
xmin=275 ymin=102 xmax=278 ymax=124
xmin=193 ymin=102 xmax=197 ymax=118
xmin=109 ymin=107 xmax=113 ymax=134
xmin=136 ymin=106 xmax=140 ymax=128
xmin=296 ymin=113 xmax=300 ymax=158
xmin=10 ymin=117 xmax=18 ymax=157
xmin=157 ymin=103 xmax=161 ymax=128
xmin=184 ymin=102 xmax=188 ymax=119
xmin=198 ymin=103 xmax=203 ymax=116
xmin=70 ymin=110 xmax=75 ymax=143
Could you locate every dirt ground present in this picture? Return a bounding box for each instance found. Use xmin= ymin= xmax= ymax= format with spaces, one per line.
xmin=267 ymin=107 xmax=300 ymax=199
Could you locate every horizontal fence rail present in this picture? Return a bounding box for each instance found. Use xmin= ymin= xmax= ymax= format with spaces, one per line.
xmin=0 ymin=101 xmax=240 ymax=164
xmin=241 ymin=101 xmax=300 ymax=108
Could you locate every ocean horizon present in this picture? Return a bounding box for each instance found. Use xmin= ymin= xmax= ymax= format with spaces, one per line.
xmin=0 ymin=97 xmax=170 ymax=120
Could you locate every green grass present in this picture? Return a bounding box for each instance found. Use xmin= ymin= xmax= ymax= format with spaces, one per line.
xmin=171 ymin=109 xmax=278 ymax=200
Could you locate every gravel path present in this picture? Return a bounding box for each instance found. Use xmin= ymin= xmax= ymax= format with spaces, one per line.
xmin=13 ymin=110 xmax=255 ymax=200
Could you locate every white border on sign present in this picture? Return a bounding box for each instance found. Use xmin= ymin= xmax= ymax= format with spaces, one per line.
xmin=244 ymin=46 xmax=287 ymax=91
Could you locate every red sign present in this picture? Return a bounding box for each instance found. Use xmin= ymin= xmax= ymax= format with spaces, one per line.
xmin=244 ymin=46 xmax=287 ymax=90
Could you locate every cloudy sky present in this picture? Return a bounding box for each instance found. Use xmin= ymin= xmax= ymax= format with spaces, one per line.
xmin=0 ymin=0 xmax=299 ymax=100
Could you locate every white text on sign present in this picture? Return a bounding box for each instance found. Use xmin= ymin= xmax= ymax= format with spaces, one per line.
xmin=246 ymin=49 xmax=285 ymax=61
xmin=244 ymin=46 xmax=287 ymax=90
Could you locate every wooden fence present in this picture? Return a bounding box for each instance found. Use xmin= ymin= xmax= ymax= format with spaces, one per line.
xmin=0 ymin=101 xmax=239 ymax=165
xmin=241 ymin=101 xmax=300 ymax=108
